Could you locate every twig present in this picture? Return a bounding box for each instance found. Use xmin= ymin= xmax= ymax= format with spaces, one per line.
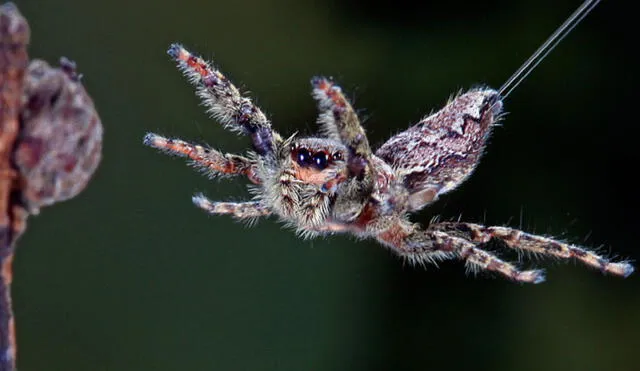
xmin=0 ymin=3 xmax=103 ymax=370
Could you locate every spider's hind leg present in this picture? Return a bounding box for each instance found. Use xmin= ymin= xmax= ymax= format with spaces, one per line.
xmin=432 ymin=222 xmax=634 ymax=278
xmin=411 ymin=229 xmax=545 ymax=284
xmin=375 ymin=219 xmax=545 ymax=283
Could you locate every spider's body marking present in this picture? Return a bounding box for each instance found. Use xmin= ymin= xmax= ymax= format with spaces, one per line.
xmin=377 ymin=89 xmax=501 ymax=211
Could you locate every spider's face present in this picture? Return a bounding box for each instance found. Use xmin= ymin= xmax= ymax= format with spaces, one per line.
xmin=286 ymin=138 xmax=347 ymax=186
xmin=260 ymin=137 xmax=348 ymax=228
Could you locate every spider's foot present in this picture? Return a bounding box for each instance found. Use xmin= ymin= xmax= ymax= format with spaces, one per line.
xmin=143 ymin=133 xmax=188 ymax=157
xmin=607 ymin=261 xmax=634 ymax=278
xmin=192 ymin=193 xmax=210 ymax=212
xmin=167 ymin=43 xmax=182 ymax=59
xmin=142 ymin=132 xmax=162 ymax=148
xmin=516 ymin=269 xmax=546 ymax=284
xmin=311 ymin=76 xmax=346 ymax=110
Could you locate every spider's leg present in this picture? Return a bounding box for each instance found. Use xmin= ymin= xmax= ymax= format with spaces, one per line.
xmin=374 ymin=219 xmax=545 ymax=283
xmin=168 ymin=44 xmax=280 ymax=156
xmin=311 ymin=77 xmax=372 ymax=178
xmin=311 ymin=78 xmax=376 ymax=221
xmin=143 ymin=133 xmax=261 ymax=184
xmin=192 ymin=194 xmax=271 ymax=219
xmin=433 ymin=222 xmax=634 ymax=278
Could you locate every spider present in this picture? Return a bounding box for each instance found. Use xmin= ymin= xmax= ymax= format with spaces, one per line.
xmin=143 ymin=2 xmax=632 ymax=284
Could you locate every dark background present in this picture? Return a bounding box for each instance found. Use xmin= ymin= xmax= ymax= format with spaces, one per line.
xmin=11 ymin=0 xmax=638 ymax=370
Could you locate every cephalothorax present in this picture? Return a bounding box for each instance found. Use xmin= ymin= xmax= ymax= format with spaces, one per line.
xmin=144 ymin=0 xmax=633 ymax=283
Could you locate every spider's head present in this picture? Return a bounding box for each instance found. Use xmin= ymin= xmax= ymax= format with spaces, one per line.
xmin=286 ymin=138 xmax=347 ymax=187
xmin=263 ymin=137 xmax=348 ymax=227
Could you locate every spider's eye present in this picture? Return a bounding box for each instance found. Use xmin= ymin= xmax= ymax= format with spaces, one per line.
xmin=332 ymin=151 xmax=343 ymax=161
xmin=295 ymin=148 xmax=312 ymax=166
xmin=313 ymin=151 xmax=329 ymax=169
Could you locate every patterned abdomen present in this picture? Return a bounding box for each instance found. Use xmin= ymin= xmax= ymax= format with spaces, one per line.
xmin=375 ymin=89 xmax=502 ymax=210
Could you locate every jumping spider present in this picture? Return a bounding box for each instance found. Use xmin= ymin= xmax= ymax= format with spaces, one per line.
xmin=144 ymin=43 xmax=633 ymax=284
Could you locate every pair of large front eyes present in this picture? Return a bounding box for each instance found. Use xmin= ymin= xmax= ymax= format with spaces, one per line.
xmin=291 ymin=146 xmax=343 ymax=170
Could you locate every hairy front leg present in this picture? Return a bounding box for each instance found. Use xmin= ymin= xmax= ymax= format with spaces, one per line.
xmin=375 ymin=218 xmax=545 ymax=283
xmin=168 ymin=44 xmax=279 ymax=156
xmin=311 ymin=78 xmax=375 ymax=221
xmin=311 ymin=77 xmax=371 ymax=177
xmin=143 ymin=133 xmax=261 ymax=184
xmin=432 ymin=222 xmax=634 ymax=277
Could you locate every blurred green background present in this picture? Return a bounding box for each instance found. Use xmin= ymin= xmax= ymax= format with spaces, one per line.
xmin=10 ymin=0 xmax=638 ymax=370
